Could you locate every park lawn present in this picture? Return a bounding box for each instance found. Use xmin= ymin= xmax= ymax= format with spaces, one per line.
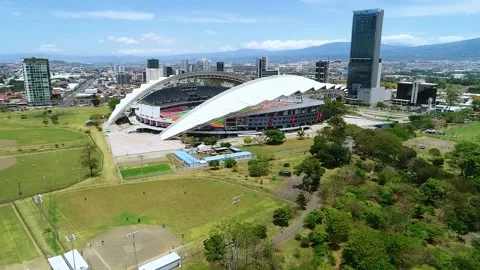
xmin=120 ymin=163 xmax=172 ymax=179
xmin=0 ymin=148 xmax=102 ymax=203
xmin=0 ymin=205 xmax=39 ymax=266
xmin=424 ymin=122 xmax=480 ymax=143
xmin=49 ymin=178 xmax=290 ymax=247
xmin=243 ymin=138 xmax=313 ymax=157
xmin=0 ymin=128 xmax=88 ymax=147
xmin=0 ymin=106 xmax=110 ymax=129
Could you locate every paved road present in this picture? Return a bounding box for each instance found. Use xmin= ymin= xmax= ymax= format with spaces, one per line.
xmin=57 ymin=78 xmax=95 ymax=107
xmin=272 ymin=192 xmax=320 ymax=245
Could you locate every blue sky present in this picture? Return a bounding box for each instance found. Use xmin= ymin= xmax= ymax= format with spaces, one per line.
xmin=1 ymin=0 xmax=479 ymax=55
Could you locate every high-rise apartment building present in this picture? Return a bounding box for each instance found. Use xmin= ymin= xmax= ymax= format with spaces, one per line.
xmin=256 ymin=56 xmax=278 ymax=78
xmin=147 ymin=58 xmax=160 ymax=69
xmin=196 ymin=58 xmax=211 ymax=71
xmin=22 ymin=57 xmax=52 ymax=106
xmin=116 ymin=73 xmax=130 ymax=85
xmin=180 ymin=59 xmax=189 ymax=73
xmin=115 ymin=65 xmax=125 ymax=75
xmin=165 ymin=66 xmax=173 ymax=77
xmin=315 ymin=60 xmax=330 ymax=83
xmin=346 ymin=9 xmax=384 ymax=97
xmin=216 ymin=62 xmax=224 ymax=72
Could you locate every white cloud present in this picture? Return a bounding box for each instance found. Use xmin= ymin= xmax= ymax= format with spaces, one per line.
xmin=141 ymin=33 xmax=176 ymax=44
xmin=36 ymin=44 xmax=59 ymax=52
xmin=173 ymin=14 xmax=256 ymax=23
xmin=107 ymin=36 xmax=138 ymax=45
xmin=437 ymin=36 xmax=467 ymax=43
xmin=50 ymin=10 xmax=154 ymax=20
xmin=391 ymin=0 xmax=480 ymax=17
xmin=116 ymin=48 xmax=179 ymax=55
xmin=98 ymin=38 xmax=104 ymax=43
xmin=219 ymin=46 xmax=237 ymax=52
xmin=205 ymin=30 xmax=216 ymax=35
xmin=382 ymin=34 xmax=428 ymax=46
xmin=241 ymin=39 xmax=346 ymax=51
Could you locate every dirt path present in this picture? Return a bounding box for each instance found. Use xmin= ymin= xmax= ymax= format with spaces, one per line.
xmin=0 ymin=156 xmax=16 ymax=171
xmin=272 ymin=192 xmax=319 ymax=245
xmin=0 ymin=140 xmax=16 ymax=149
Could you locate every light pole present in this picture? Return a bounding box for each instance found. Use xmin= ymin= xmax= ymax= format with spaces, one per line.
xmin=232 ymin=195 xmax=243 ymax=223
xmin=127 ymin=231 xmax=139 ymax=268
xmin=138 ymin=155 xmax=144 ymax=177
xmin=66 ymin=234 xmax=76 ymax=270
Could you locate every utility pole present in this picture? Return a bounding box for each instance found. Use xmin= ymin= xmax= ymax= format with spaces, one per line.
xmin=127 ymin=231 xmax=139 ymax=268
xmin=232 ymin=195 xmax=243 ymax=223
xmin=66 ymin=234 xmax=76 ymax=270
xmin=17 ymin=182 xmax=22 ymax=196
xmin=138 ymin=155 xmax=144 ymax=177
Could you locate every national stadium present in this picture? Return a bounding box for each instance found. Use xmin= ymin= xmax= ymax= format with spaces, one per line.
xmin=107 ymin=71 xmax=346 ymax=142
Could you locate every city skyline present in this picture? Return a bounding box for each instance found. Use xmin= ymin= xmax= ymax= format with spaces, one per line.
xmin=1 ymin=0 xmax=479 ymax=56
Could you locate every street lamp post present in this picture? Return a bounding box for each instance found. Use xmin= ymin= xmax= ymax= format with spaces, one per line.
xmin=138 ymin=155 xmax=144 ymax=177
xmin=232 ymin=195 xmax=243 ymax=223
xmin=127 ymin=231 xmax=139 ymax=268
xmin=66 ymin=234 xmax=76 ymax=270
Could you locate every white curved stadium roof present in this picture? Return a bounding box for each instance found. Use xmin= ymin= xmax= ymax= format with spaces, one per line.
xmin=159 ymin=75 xmax=341 ymax=140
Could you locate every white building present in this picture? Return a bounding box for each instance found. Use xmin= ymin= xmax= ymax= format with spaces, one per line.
xmin=139 ymin=252 xmax=181 ymax=270
xmin=196 ymin=58 xmax=211 ymax=71
xmin=145 ymin=68 xmax=164 ymax=83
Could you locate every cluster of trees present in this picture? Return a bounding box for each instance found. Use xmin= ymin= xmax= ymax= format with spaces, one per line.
xmin=108 ymin=98 xmax=120 ymax=111
xmin=42 ymin=110 xmax=60 ymax=125
xmin=247 ymin=154 xmax=273 ymax=177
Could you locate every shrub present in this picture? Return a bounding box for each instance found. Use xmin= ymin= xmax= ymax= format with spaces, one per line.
xmin=300 ymin=236 xmax=310 ymax=248
xmin=293 ymin=248 xmax=301 ymax=259
xmin=220 ymin=142 xmax=232 ymax=148
xmin=294 ymin=233 xmax=302 ymax=241
xmin=284 ymin=163 xmax=290 ymax=167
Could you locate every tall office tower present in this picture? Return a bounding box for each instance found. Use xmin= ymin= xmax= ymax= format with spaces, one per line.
xmin=165 ymin=66 xmax=173 ymax=77
xmin=315 ymin=60 xmax=330 ymax=83
xmin=116 ymin=73 xmax=130 ymax=85
xmin=147 ymin=58 xmax=160 ymax=69
xmin=188 ymin=64 xmax=195 ymax=72
xmin=216 ymin=62 xmax=224 ymax=72
xmin=346 ymin=9 xmax=384 ymax=97
xmin=256 ymin=56 xmax=268 ymax=78
xmin=115 ymin=65 xmax=125 ymax=75
xmin=22 ymin=57 xmax=52 ymax=106
xmin=196 ymin=58 xmax=211 ymax=71
xmin=180 ymin=59 xmax=189 ymax=72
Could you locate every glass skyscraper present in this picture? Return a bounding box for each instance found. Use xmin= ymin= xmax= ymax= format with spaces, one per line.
xmin=22 ymin=58 xmax=52 ymax=106
xmin=347 ymin=9 xmax=384 ymax=97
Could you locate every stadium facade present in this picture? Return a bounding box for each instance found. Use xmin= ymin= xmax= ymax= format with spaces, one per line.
xmin=107 ymin=72 xmax=346 ymax=140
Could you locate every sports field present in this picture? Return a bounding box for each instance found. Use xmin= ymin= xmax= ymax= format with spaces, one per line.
xmin=0 ymin=205 xmax=39 ymax=266
xmin=0 ymin=148 xmax=102 ymax=203
xmin=120 ymin=163 xmax=172 ymax=179
xmin=244 ymin=138 xmax=313 ymax=156
xmin=48 ymin=178 xmax=289 ymax=247
xmin=0 ymin=128 xmax=88 ymax=147
xmin=425 ymin=122 xmax=480 ymax=143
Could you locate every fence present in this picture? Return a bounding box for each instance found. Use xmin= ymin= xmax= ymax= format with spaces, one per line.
xmin=12 ymin=201 xmax=48 ymax=258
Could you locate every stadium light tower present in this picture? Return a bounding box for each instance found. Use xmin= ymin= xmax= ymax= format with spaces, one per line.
xmin=66 ymin=234 xmax=76 ymax=270
xmin=127 ymin=231 xmax=139 ymax=268
xmin=232 ymin=195 xmax=243 ymax=222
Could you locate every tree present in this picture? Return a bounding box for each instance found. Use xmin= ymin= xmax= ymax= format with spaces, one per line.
xmin=296 ymin=193 xmax=307 ymax=210
xmin=297 ymin=130 xmax=306 ymax=140
xmin=253 ymin=134 xmax=267 ymax=145
xmin=91 ymin=97 xmax=101 ymax=107
xmin=273 ymin=207 xmax=290 ymax=227
xmin=108 ymin=98 xmax=120 ymax=111
xmin=248 ymin=159 xmax=269 ymax=177
xmin=310 ymin=136 xmax=351 ymax=169
xmin=321 ymin=116 xmax=347 ymax=143
xmin=224 ymin=158 xmax=237 ymax=168
xmin=203 ymin=234 xmax=225 ymax=263
xmin=472 ymin=99 xmax=480 ymax=112
xmin=220 ymin=142 xmax=232 ymax=148
xmin=243 ymin=137 xmax=253 ymax=145
xmin=208 ymin=160 xmax=220 ymax=170
xmin=420 ymin=178 xmax=452 ymax=206
xmin=428 ymin=148 xmax=442 ymax=157
xmin=81 ymin=144 xmax=99 ymax=176
xmin=264 ymin=129 xmax=286 ymax=145
xmin=324 ymin=208 xmax=351 ymax=245
xmin=294 ymin=157 xmax=326 ymax=192
xmin=308 ymin=226 xmax=328 ymax=247
xmin=447 ymin=142 xmax=480 ymax=178
xmin=203 ymin=137 xmax=218 ymax=146
xmin=42 ymin=117 xmax=49 ymax=126
xmin=50 ymin=114 xmax=59 ymax=125
xmin=355 ymin=129 xmax=404 ymax=164
xmin=376 ymin=101 xmax=387 ymax=108
xmin=304 ymin=209 xmax=323 ymax=230
xmin=432 ymin=157 xmax=444 ymax=167
xmin=253 ymin=224 xmax=268 ymax=239
xmin=445 ymin=84 xmax=461 ymax=106
xmin=318 ymin=100 xmax=349 ymax=117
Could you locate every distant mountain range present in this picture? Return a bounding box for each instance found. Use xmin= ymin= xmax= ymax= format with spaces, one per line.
xmin=2 ymin=38 xmax=480 ymax=64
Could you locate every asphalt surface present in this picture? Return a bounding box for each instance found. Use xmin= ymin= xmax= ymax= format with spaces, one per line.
xmin=57 ymin=78 xmax=95 ymax=107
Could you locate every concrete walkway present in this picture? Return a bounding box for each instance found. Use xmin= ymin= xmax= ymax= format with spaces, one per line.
xmin=272 ymin=192 xmax=320 ymax=245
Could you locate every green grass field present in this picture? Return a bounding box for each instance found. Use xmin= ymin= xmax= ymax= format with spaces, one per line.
xmin=0 ymin=205 xmax=39 ymax=266
xmin=0 ymin=128 xmax=88 ymax=147
xmin=0 ymin=148 xmax=102 ymax=203
xmin=120 ymin=163 xmax=172 ymax=179
xmin=244 ymin=138 xmax=313 ymax=156
xmin=424 ymin=123 xmax=480 ymax=143
xmin=47 ymin=178 xmax=289 ymax=247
